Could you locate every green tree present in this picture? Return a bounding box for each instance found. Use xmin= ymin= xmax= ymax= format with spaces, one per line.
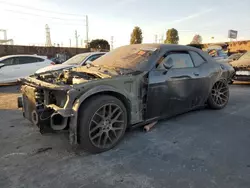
xmin=191 ymin=34 xmax=202 ymax=44
xmin=164 ymin=28 xmax=179 ymax=44
xmin=130 ymin=26 xmax=143 ymax=44
xmin=89 ymin=39 xmax=110 ymax=51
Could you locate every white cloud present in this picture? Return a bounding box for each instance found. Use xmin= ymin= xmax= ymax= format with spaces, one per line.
xmin=167 ymin=8 xmax=216 ymax=26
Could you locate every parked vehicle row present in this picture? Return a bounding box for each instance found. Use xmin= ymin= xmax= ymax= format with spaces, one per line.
xmin=230 ymin=51 xmax=250 ymax=82
xmin=0 ymin=55 xmax=54 ymax=84
xmin=205 ymin=45 xmax=250 ymax=82
xmin=206 ymin=46 xmax=229 ymax=63
xmin=0 ymin=52 xmax=106 ymax=85
xmin=36 ymin=52 xmax=106 ymax=74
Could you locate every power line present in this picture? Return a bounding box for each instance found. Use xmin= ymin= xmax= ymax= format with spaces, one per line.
xmin=0 ymin=1 xmax=86 ymax=17
xmin=3 ymin=16 xmax=85 ymax=26
xmin=154 ymin=35 xmax=158 ymax=43
xmin=4 ymin=9 xmax=84 ymax=22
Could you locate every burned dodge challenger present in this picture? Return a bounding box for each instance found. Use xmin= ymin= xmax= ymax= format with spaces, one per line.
xmin=18 ymin=44 xmax=235 ymax=153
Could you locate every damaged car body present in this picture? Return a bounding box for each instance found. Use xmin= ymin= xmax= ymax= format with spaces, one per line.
xmin=230 ymin=51 xmax=250 ymax=82
xmin=18 ymin=44 xmax=235 ymax=153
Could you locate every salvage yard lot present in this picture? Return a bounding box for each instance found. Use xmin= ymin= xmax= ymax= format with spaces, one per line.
xmin=1 ymin=84 xmax=250 ymax=188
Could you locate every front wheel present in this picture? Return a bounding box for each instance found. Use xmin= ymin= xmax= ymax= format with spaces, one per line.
xmin=78 ymin=95 xmax=128 ymax=153
xmin=207 ymin=80 xmax=229 ymax=109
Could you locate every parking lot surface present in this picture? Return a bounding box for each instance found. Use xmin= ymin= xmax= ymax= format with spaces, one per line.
xmin=0 ymin=84 xmax=250 ymax=188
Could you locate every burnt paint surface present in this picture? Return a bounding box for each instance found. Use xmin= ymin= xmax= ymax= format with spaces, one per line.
xmin=145 ymin=48 xmax=232 ymax=120
xmin=145 ymin=63 xmax=213 ymax=120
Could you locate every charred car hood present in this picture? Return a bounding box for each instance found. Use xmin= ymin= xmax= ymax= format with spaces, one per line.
xmin=21 ymin=65 xmax=133 ymax=87
xmin=72 ymin=65 xmax=120 ymax=78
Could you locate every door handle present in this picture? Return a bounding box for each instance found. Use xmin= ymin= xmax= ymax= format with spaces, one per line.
xmin=193 ymin=72 xmax=199 ymax=76
xmin=171 ymin=76 xmax=191 ymax=79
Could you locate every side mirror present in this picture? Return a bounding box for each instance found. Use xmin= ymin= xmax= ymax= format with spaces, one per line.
xmin=163 ymin=61 xmax=173 ymax=70
xmin=0 ymin=63 xmax=5 ymax=69
xmin=85 ymin=60 xmax=92 ymax=65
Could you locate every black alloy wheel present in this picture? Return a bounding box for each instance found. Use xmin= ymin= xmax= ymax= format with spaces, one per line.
xmin=78 ymin=95 xmax=127 ymax=153
xmin=89 ymin=103 xmax=125 ymax=149
xmin=208 ymin=80 xmax=229 ymax=109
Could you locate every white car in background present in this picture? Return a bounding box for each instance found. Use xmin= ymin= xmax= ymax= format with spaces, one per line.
xmin=35 ymin=52 xmax=106 ymax=74
xmin=0 ymin=54 xmax=54 ymax=84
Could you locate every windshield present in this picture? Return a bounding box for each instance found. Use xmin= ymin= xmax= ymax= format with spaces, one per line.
xmin=239 ymin=52 xmax=250 ymax=60
xmin=92 ymin=45 xmax=158 ymax=71
xmin=63 ymin=54 xmax=89 ymax=65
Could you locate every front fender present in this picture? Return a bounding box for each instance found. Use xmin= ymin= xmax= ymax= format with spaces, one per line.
xmin=68 ymin=85 xmax=129 ymax=145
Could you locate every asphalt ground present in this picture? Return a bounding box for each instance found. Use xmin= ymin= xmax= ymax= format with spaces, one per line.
xmin=0 ymin=84 xmax=250 ymax=188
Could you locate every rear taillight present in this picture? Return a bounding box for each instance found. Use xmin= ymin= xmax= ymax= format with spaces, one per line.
xmin=51 ymin=62 xmax=56 ymax=65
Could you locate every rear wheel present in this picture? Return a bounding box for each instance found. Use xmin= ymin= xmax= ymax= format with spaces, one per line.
xmin=207 ymin=80 xmax=229 ymax=109
xmin=78 ymin=95 xmax=127 ymax=153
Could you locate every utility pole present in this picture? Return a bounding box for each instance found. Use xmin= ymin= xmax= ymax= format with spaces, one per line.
xmin=159 ymin=35 xmax=164 ymax=43
xmin=45 ymin=24 xmax=52 ymax=46
xmin=81 ymin=39 xmax=83 ymax=47
xmin=69 ymin=39 xmax=71 ymax=47
xmin=155 ymin=35 xmax=158 ymax=43
xmin=75 ymin=30 xmax=80 ymax=48
xmin=85 ymin=15 xmax=89 ymax=47
xmin=110 ymin=36 xmax=114 ymax=50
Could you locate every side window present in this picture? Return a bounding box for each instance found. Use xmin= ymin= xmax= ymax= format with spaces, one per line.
xmin=1 ymin=58 xmax=15 ymax=66
xmin=87 ymin=54 xmax=102 ymax=62
xmin=18 ymin=57 xmax=32 ymax=64
xmin=160 ymin=52 xmax=194 ymax=69
xmin=17 ymin=57 xmax=43 ymax=64
xmin=189 ymin=51 xmax=206 ymax=67
xmin=33 ymin=57 xmax=45 ymax=62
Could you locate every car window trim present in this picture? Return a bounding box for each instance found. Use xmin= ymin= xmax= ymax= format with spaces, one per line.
xmin=188 ymin=50 xmax=207 ymax=67
xmin=34 ymin=57 xmax=45 ymax=62
xmin=1 ymin=57 xmax=17 ymax=66
xmin=82 ymin=54 xmax=102 ymax=65
xmin=79 ymin=55 xmax=93 ymax=66
xmin=163 ymin=50 xmax=195 ymax=69
xmin=25 ymin=56 xmax=42 ymax=64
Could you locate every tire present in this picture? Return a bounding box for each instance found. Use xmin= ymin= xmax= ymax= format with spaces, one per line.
xmin=78 ymin=95 xmax=128 ymax=153
xmin=207 ymin=80 xmax=229 ymax=110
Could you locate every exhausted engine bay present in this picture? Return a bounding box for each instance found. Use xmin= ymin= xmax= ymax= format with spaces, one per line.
xmin=35 ymin=69 xmax=101 ymax=85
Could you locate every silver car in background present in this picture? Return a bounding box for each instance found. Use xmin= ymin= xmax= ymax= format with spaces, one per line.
xmin=36 ymin=52 xmax=106 ymax=74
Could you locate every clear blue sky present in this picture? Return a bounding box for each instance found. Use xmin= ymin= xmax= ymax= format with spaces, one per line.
xmin=0 ymin=0 xmax=250 ymax=48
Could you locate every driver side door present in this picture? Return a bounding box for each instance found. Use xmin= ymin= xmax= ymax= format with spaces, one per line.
xmin=145 ymin=51 xmax=204 ymax=120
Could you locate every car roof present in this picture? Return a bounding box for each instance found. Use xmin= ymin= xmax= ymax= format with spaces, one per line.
xmin=0 ymin=54 xmax=47 ymax=61
xmin=117 ymin=43 xmax=204 ymax=52
xmin=78 ymin=52 xmax=107 ymax=56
